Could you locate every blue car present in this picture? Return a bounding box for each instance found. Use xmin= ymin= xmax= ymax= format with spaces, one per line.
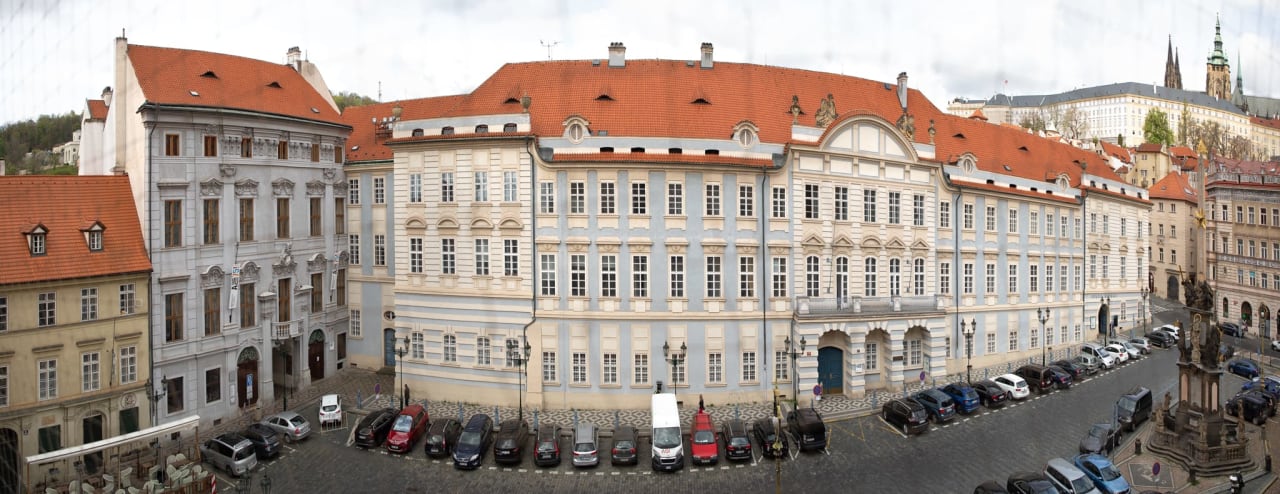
xmin=910 ymin=389 xmax=957 ymax=423
xmin=1228 ymin=359 xmax=1260 ymax=379
xmin=940 ymin=383 xmax=981 ymax=414
xmin=1073 ymin=453 xmax=1130 ymax=494
xmin=1242 ymin=376 xmax=1280 ymax=401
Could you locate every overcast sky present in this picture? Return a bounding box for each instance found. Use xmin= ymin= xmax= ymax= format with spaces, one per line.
xmin=2 ymin=0 xmax=1277 ymax=126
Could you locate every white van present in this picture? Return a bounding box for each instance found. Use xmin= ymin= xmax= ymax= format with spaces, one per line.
xmin=651 ymin=393 xmax=683 ymax=471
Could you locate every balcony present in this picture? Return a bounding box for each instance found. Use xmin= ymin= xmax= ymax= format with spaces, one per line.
xmin=273 ymin=319 xmax=302 ymax=340
xmin=796 ymin=295 xmax=946 ymax=318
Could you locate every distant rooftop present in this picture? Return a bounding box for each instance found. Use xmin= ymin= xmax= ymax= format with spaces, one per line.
xmin=977 ymin=82 xmax=1246 ymax=116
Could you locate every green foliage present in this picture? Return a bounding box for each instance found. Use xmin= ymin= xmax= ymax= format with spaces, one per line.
xmin=1143 ymin=109 xmax=1175 ymax=146
xmin=1 ymin=111 xmax=82 ymax=172
xmin=1018 ymin=112 xmax=1047 ymax=132
xmin=332 ymin=91 xmax=378 ymax=111
xmin=46 ymin=164 xmax=79 ymax=175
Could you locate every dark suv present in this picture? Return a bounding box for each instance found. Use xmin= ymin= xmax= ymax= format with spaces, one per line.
xmin=1227 ymin=390 xmax=1276 ymax=425
xmin=453 ymin=414 xmax=494 ymax=470
xmin=881 ymin=398 xmax=929 ymax=435
xmin=786 ymin=408 xmax=827 ymax=451
xmin=752 ymin=418 xmax=788 ymax=458
xmin=1015 ymin=364 xmax=1056 ymax=394
xmin=424 ymin=418 xmax=462 ymax=458
xmin=971 ymin=380 xmax=1009 ymax=408
xmin=353 ymin=408 xmax=398 ymax=449
xmin=911 ymin=389 xmax=957 ymax=423
xmin=721 ymin=419 xmax=752 ymax=461
xmin=493 ymin=419 xmax=529 ymax=465
xmin=242 ymin=423 xmax=281 ymax=460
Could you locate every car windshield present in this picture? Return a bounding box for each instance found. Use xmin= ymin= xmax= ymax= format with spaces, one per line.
xmin=537 ymin=440 xmax=556 ymax=452
xmin=458 ymin=431 xmax=481 ymax=448
xmin=497 ymin=438 xmax=516 ymax=449
xmin=1119 ymin=398 xmax=1137 ymax=412
xmin=392 ymin=415 xmax=414 ymax=433
xmin=1097 ymin=463 xmax=1121 ymax=480
xmin=1089 ymin=425 xmax=1109 ymax=438
xmin=729 ymin=436 xmax=750 ymax=446
xmin=288 ymin=415 xmax=307 ymax=426
xmin=1071 ymin=476 xmax=1095 ymax=493
xmin=427 ymin=434 xmax=443 ymax=444
xmin=693 ymin=430 xmax=714 ymax=444
xmin=615 ymin=440 xmax=634 ymax=449
xmin=322 ymin=405 xmax=337 ymax=412
xmin=574 ymin=442 xmax=595 ymax=453
xmin=653 ymin=427 xmax=681 ymax=448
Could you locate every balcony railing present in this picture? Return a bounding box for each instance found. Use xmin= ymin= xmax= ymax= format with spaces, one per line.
xmin=797 ymin=295 xmax=945 ymax=317
xmin=273 ymin=319 xmax=302 ymax=340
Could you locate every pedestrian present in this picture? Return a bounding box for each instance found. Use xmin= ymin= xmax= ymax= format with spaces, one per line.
xmin=698 ymin=394 xmax=705 ymax=412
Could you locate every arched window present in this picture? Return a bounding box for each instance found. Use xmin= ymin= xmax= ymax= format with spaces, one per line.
xmin=441 ymin=126 xmax=454 ymax=136
xmin=475 ymin=124 xmax=489 ymax=134
xmin=864 ymin=258 xmax=878 ymax=297
xmin=503 ymin=123 xmax=517 ymax=133
xmin=805 ymin=256 xmax=820 ymax=297
xmin=411 ymin=128 xmax=424 ymax=137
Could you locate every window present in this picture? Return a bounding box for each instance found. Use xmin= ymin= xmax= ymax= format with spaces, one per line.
xmin=204 ymin=287 xmax=220 ymax=336
xmin=939 ymin=262 xmax=951 ymax=295
xmin=863 ymin=189 xmax=877 ymax=222
xmin=602 ymin=353 xmax=618 ymax=384
xmin=371 ymin=177 xmax=385 ymax=204
xmin=631 ymin=182 xmax=648 ymax=215
xmin=1046 ymin=214 xmax=1056 ymax=237
xmin=1059 ymin=264 xmax=1067 ymax=293
xmin=409 ymin=237 xmax=423 ymax=273
xmin=205 ymin=368 xmax=221 ymax=404
xmin=1073 ymin=266 xmax=1082 ymax=291
xmin=349 ymin=234 xmax=360 ymax=265
xmin=1045 ymin=265 xmax=1055 ymax=292
xmin=771 ymin=257 xmax=788 ymax=297
xmin=81 ymin=288 xmax=97 ymax=321
xmin=738 ymin=185 xmax=754 ymax=217
xmin=985 ymin=205 xmax=996 ymax=232
xmin=1120 ymin=218 xmax=1127 ymax=236
xmin=504 ymin=240 xmax=519 ymax=277
xmin=667 ymin=182 xmax=684 ymax=215
xmin=708 ymin=353 xmax=723 ymax=384
xmin=309 ymin=272 xmax=324 ymax=313
xmin=1031 ymin=327 xmax=1039 ymax=349
xmin=913 ymin=258 xmax=925 ymax=296
xmin=1060 ymin=215 xmax=1068 ymax=237
xmin=742 ymin=352 xmax=757 ymax=382
xmin=1074 ymin=218 xmax=1082 ymax=238
xmin=889 ymin=258 xmax=902 ymax=296
xmin=908 ymin=339 xmax=922 ymax=366
xmin=1101 ymin=255 xmax=1109 ymax=278
xmin=1089 ymin=255 xmax=1097 ymax=279
xmin=403 ymin=332 xmax=422 ymax=360
xmin=985 ymin=262 xmax=995 ymax=294
xmin=1008 ymin=208 xmax=1019 ymax=233
xmin=1029 ymin=211 xmax=1039 ymax=235
xmin=632 ymin=255 xmax=649 ymax=298
xmin=1237 ymin=239 xmax=1245 ymax=255
xmin=570 ymin=254 xmax=586 ymax=296
xmin=475 ymin=239 xmax=490 ymax=276
xmin=1249 ymin=207 xmax=1256 ymax=224
xmin=441 ymin=238 xmax=455 ymax=275
xmin=310 ymin=142 xmax=320 ymax=162
xmin=601 ymin=255 xmax=617 ymax=297
xmin=442 ymin=173 xmax=456 ymax=203
xmin=633 ymin=353 xmax=649 ymax=385
xmin=540 ymin=254 xmax=556 ymax=296
xmin=569 ymin=181 xmax=585 ymax=214
xmin=474 ymin=172 xmax=489 ymax=202
xmin=963 ymin=203 xmax=974 ymax=229
xmin=240 ymin=282 xmax=255 ymax=328
xmin=348 ymin=309 xmax=360 ymax=337
xmin=1074 ymin=325 xmax=1082 ymax=342
xmin=774 ymin=351 xmax=789 ymax=380
xmin=164 ymin=376 xmax=183 ymax=413
xmin=503 ymin=171 xmax=518 ymax=202
xmin=164 ymin=293 xmax=185 ymax=342
xmin=834 ymin=186 xmax=849 ymax=221
xmin=1008 ymin=264 xmax=1019 ymax=293
xmin=771 ymin=187 xmax=787 ymax=218
xmin=81 ymin=352 xmax=100 ymax=392
xmin=0 ymin=296 xmax=6 ymax=332
xmin=164 ymin=134 xmax=180 ymax=156
xmin=571 ymin=352 xmax=587 ymax=384
xmin=1171 ymin=250 xmax=1177 ymax=264
xmin=1102 ymin=215 xmax=1109 ymax=234
xmin=1170 ymin=225 xmax=1176 ymax=239
xmin=1030 ymin=265 xmax=1039 ymax=292
xmin=706 ymin=256 xmax=722 ymax=298
xmin=864 ymin=258 xmax=878 ymax=297
xmin=939 ymin=201 xmax=951 ymax=228
xmin=1009 ymin=328 xmax=1018 ymax=351
xmin=669 ymin=255 xmax=685 ymax=297
xmin=739 ymin=256 xmax=755 ymax=298
xmin=374 ymin=235 xmax=387 ymax=266
xmin=886 ymin=192 xmax=901 ymax=224
xmin=986 ymin=333 xmax=996 ymax=354
xmin=203 ymin=199 xmax=219 ymax=244
xmin=542 ymin=350 xmax=558 ymax=381
xmin=1251 ymin=240 xmax=1258 ymax=258
xmin=600 ymin=182 xmax=616 ymax=214
xmin=241 ymin=137 xmax=252 ymax=158
xmin=443 ymin=335 xmax=457 ymax=362
xmin=705 ymin=184 xmax=721 ymax=217
xmin=804 ymin=184 xmax=820 ymax=219
xmin=86 ymin=229 xmax=103 ymax=251
xmin=164 ymin=200 xmax=182 ymax=247
xmin=38 ymin=292 xmax=55 ymax=327
xmin=275 ymin=198 xmax=290 ymax=239
xmin=38 ymin=359 xmax=56 ymax=400
xmin=277 ymin=140 xmax=288 ymax=160
xmin=963 ymin=263 xmax=974 ymax=294
xmin=913 ymin=194 xmax=925 ymax=226
xmin=800 ymin=256 xmax=819 ymax=297
xmin=477 ymin=337 xmax=492 ymax=366
xmin=203 ymin=135 xmax=217 ymax=157
xmin=865 ymin=343 xmax=877 ymax=371
xmin=239 ymin=198 xmax=254 ymax=241
xmin=409 ymin=174 xmax=422 ymax=203
xmin=119 ymin=346 xmax=137 ymax=384
xmin=37 ymin=425 xmax=61 ymax=454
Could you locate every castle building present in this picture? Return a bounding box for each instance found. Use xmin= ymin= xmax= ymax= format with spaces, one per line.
xmin=1205 ymin=15 xmax=1232 ymax=101
xmin=1164 ymin=36 xmax=1182 ymax=90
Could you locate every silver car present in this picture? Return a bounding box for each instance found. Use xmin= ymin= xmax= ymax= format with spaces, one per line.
xmin=262 ymin=411 xmax=312 ymax=443
xmin=1127 ymin=337 xmax=1151 ymax=354
xmin=199 ymin=433 xmax=258 ymax=477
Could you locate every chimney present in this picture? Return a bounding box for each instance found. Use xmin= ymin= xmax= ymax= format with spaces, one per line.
xmin=102 ymin=86 xmax=113 ymax=107
xmin=287 ymin=46 xmax=302 ymax=71
xmin=896 ymin=72 xmax=909 ymax=112
xmin=700 ymin=42 xmax=714 ymax=69
xmin=608 ymin=42 xmax=626 ymax=68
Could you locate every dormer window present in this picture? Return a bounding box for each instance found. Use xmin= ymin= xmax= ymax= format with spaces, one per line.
xmin=475 ymin=124 xmax=489 ymax=134
xmin=26 ymin=225 xmax=48 ymax=256
xmin=441 ymin=126 xmax=455 ymax=136
xmin=83 ymin=222 xmax=105 ymax=252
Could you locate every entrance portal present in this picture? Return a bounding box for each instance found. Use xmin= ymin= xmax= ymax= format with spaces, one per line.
xmin=0 ymin=428 xmax=18 ymax=494
xmin=1167 ymin=275 xmax=1180 ymax=301
xmin=81 ymin=414 xmax=104 ymax=474
xmin=817 ymin=347 xmax=844 ymax=395
xmin=309 ymin=329 xmax=326 ymax=381
xmin=237 ymin=346 xmax=260 ymax=408
xmin=384 ymin=329 xmax=397 ymax=367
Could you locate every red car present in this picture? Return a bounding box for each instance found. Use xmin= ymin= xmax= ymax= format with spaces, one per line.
xmin=384 ymin=404 xmax=429 ymax=454
xmin=689 ymin=410 xmax=718 ymax=465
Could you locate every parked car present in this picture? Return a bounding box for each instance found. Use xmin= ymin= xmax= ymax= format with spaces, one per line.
xmin=689 ymin=410 xmax=718 ymax=465
xmin=941 ymin=383 xmax=982 ymax=414
xmin=1079 ymin=423 xmax=1121 ymax=455
xmin=752 ymin=417 xmax=789 ymax=458
xmin=610 ymin=425 xmax=638 ymax=466
xmin=1242 ymin=376 xmax=1280 ymax=402
xmin=721 ymin=419 xmax=752 ymax=461
xmin=993 ymin=374 xmax=1031 ymax=400
xmin=1016 ymin=365 xmax=1056 ymax=394
xmin=1102 ymin=344 xmax=1130 ymax=364
xmin=1006 ymin=471 xmax=1060 ymax=494
xmin=261 ymin=411 xmax=312 ymax=443
xmin=385 ymin=404 xmax=430 ymax=454
xmin=1220 ymin=321 xmax=1245 ymax=337
xmin=881 ymin=398 xmax=929 ymax=435
xmin=1107 ymin=340 xmax=1142 ymax=360
xmin=1145 ymin=331 xmax=1174 ymax=348
xmin=1046 ymin=366 xmax=1074 ymax=390
xmin=974 ymin=480 xmax=1012 ymax=493
xmin=787 ymin=408 xmax=828 ymax=451
xmin=1116 ymin=387 xmax=1152 ymax=432
xmin=1081 ymin=343 xmax=1116 ymax=369
xmin=199 ymin=433 xmax=258 ymax=477
xmin=1073 ymin=454 xmax=1131 ymax=494
xmin=319 ymin=394 xmax=343 ymax=426
xmin=353 ymin=408 xmax=398 ymax=449
xmin=1127 ymin=338 xmax=1151 ymax=354
xmin=1049 ymin=360 xmax=1086 ymax=381
xmin=1045 ymin=457 xmax=1102 ymax=494
xmin=424 ymin=418 xmax=463 ymax=458
xmin=453 ymin=414 xmax=494 ymax=470
xmin=1228 ymin=358 xmax=1261 ymax=379
xmin=1227 ymin=390 xmax=1276 ymax=425
xmin=911 ymin=389 xmax=958 ymax=423
xmin=1155 ymin=324 xmax=1181 ymax=339
xmin=971 ymin=379 xmax=1011 ymax=407
xmin=241 ymin=423 xmax=281 ymax=460
xmin=534 ymin=423 xmax=562 ymax=467
xmin=493 ymin=419 xmax=530 ymax=465
xmin=570 ymin=422 xmax=600 ymax=468
xmin=1271 ymin=340 xmax=1280 ymax=351
xmin=1073 ymin=355 xmax=1101 ymax=375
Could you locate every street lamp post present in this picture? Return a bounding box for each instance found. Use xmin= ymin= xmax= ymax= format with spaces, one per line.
xmin=507 ymin=337 xmax=532 ymax=422
xmin=1037 ymin=308 xmax=1051 ymax=365
xmin=663 ymin=341 xmax=687 ymax=401
xmin=395 ymin=336 xmax=409 ymax=409
xmin=1139 ymin=286 xmax=1148 ymax=340
xmin=784 ymin=336 xmax=807 ymax=404
xmin=146 ymin=377 xmax=168 ymax=426
xmin=961 ymin=318 xmax=976 ymax=383
xmin=1103 ymin=296 xmax=1112 ymax=340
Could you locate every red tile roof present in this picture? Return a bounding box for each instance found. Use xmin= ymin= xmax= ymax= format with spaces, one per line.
xmin=341 ymin=95 xmax=468 ymax=162
xmin=126 ymin=44 xmax=345 ymax=126
xmin=1135 ymin=143 xmax=1163 ymax=153
xmin=1169 ymin=146 xmax=1197 ymax=159
xmin=0 ymin=176 xmax=151 ymax=286
xmin=86 ymin=99 xmax=109 ymax=121
xmin=1148 ymin=172 xmax=1198 ymax=202
xmin=550 ymin=152 xmax=773 ymax=168
xmin=1253 ymin=116 xmax=1280 ymax=131
xmin=969 ymin=108 xmax=988 ymax=121
xmin=1081 ymin=184 xmax=1151 ymax=205
xmin=931 ymin=112 xmax=1121 ymax=186
xmin=1099 ymin=141 xmax=1132 ymax=163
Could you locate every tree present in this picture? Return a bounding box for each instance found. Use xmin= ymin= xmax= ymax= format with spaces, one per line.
xmin=1018 ymin=112 xmax=1047 ymax=132
xmin=1142 ymin=108 xmax=1175 ymax=146
xmin=1178 ymin=101 xmax=1191 ymax=146
xmin=1052 ymin=106 xmax=1089 ymax=140
xmin=1 ymin=111 xmax=81 ymax=172
xmin=1225 ymin=135 xmax=1252 ymax=160
xmin=1186 ymin=120 xmax=1227 ymax=157
xmin=331 ymin=91 xmax=378 ymax=111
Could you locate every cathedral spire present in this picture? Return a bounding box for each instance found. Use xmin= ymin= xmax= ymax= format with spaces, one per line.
xmin=1164 ymin=35 xmax=1183 ymax=89
xmin=1167 ymin=35 xmax=1174 ymax=66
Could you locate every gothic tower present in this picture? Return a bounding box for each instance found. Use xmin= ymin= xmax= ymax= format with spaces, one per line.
xmin=1164 ymin=36 xmax=1183 ymax=89
xmin=1205 ymin=14 xmax=1232 ymax=100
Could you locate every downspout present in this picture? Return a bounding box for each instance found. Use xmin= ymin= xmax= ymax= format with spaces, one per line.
xmin=523 ymin=135 xmax=538 ymax=412
xmin=951 ymin=181 xmax=962 ymax=377
xmin=1080 ymin=189 xmax=1088 ymax=342
xmin=145 ymin=109 xmax=158 ymax=427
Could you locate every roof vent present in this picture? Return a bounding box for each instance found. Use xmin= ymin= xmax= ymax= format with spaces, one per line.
xmin=1008 ymin=183 xmax=1018 ymax=189
xmin=592 ymin=59 xmax=601 ymax=67
xmin=1003 ymin=165 xmax=1012 ymax=171
xmin=200 ymin=71 xmax=218 ymax=78
xmin=503 ymin=97 xmax=519 ymax=104
xmin=266 ymin=81 xmax=282 ymax=88
xmin=986 ymin=179 xmax=995 ymax=185
xmin=600 ymin=147 xmax=614 ymax=153
xmin=884 ymin=82 xmax=893 ymax=90
xmin=351 ymin=145 xmax=360 ymax=151
xmin=705 ymin=149 xmax=720 ymax=156
xmin=669 ymin=148 xmax=683 ymax=154
xmin=692 ymin=98 xmax=710 ymax=105
xmin=630 ymin=147 xmax=645 ymax=153
xmin=1018 ymin=146 xmax=1028 ymax=152
xmin=596 ymin=94 xmax=614 ymax=101
xmin=311 ymin=107 xmax=320 ymax=113
xmin=953 ymin=133 xmax=965 ymax=139
xmin=189 ymin=90 xmax=200 ymax=97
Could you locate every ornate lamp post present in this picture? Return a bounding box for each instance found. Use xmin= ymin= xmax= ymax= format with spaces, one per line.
xmin=1139 ymin=286 xmax=1149 ymax=340
xmin=662 ymin=341 xmax=687 ymax=400
xmin=145 ymin=377 xmax=168 ymax=426
xmin=395 ymin=336 xmax=409 ymax=409
xmin=1103 ymin=296 xmax=1113 ymax=340
xmin=961 ymin=318 xmax=976 ymax=383
xmin=507 ymin=336 xmax=532 ymax=422
xmin=1037 ymin=308 xmax=1051 ymax=365
xmin=784 ymin=336 xmax=807 ymax=403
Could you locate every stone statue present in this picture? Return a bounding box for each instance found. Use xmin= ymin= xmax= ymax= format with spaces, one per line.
xmin=815 ymin=94 xmax=838 ymax=128
xmin=1181 ymin=272 xmax=1214 ymax=313
xmin=789 ymin=95 xmax=803 ymax=124
xmin=1203 ymin=320 xmax=1221 ymax=368
xmin=896 ymin=112 xmax=916 ymax=137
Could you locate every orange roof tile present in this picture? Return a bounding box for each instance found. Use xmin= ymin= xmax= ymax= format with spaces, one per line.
xmin=1169 ymin=146 xmax=1197 ymax=159
xmin=1135 ymin=143 xmax=1163 ymax=153
xmin=341 ymin=95 xmax=466 ymax=162
xmin=957 ymin=181 xmax=1079 ymax=204
xmin=1100 ymin=141 xmax=1132 ymax=163
xmin=969 ymin=108 xmax=988 ymax=121
xmin=1148 ymin=172 xmax=1198 ymax=203
xmin=1252 ymin=116 xmax=1280 ymax=131
xmin=126 ymin=44 xmax=345 ymax=126
xmin=550 ymin=152 xmax=773 ymax=168
xmin=1081 ymin=184 xmax=1151 ymax=205
xmin=931 ymin=113 xmax=1121 ymax=187
xmin=0 ymin=176 xmax=151 ymax=286
xmin=86 ymin=99 xmax=109 ymax=121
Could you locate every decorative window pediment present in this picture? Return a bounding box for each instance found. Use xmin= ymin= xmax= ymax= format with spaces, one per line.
xmin=202 ymin=265 xmax=225 ymax=288
xmin=562 ymin=115 xmax=590 ymax=144
xmin=332 ymin=180 xmax=348 ymax=198
xmin=437 ymin=218 xmax=460 ymax=231
xmin=471 ymin=218 xmax=494 ymax=230
xmin=405 ymin=217 xmax=427 ymax=230
xmin=308 ymin=253 xmax=328 ymax=272
xmin=272 ymin=178 xmax=295 ymax=197
xmin=306 ymin=180 xmax=326 ymax=197
xmin=732 ymin=120 xmax=759 ymax=149
xmin=201 ymin=178 xmax=224 ymax=197
xmin=238 ymin=261 xmax=260 ymax=283
xmin=498 ymin=218 xmax=523 ymax=230
xmin=235 ymin=179 xmax=259 ymax=197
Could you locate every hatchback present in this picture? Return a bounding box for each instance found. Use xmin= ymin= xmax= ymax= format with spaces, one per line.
xmin=353 ymin=408 xmax=397 ymax=449
xmin=1127 ymin=338 xmax=1151 ymax=354
xmin=1102 ymin=344 xmax=1130 ymax=364
xmin=881 ymin=398 xmax=929 ymax=435
xmin=689 ymin=411 xmax=718 ymax=465
xmin=571 ymin=422 xmax=600 ymax=468
xmin=993 ymin=374 xmax=1031 ymax=400
xmin=241 ymin=423 xmax=281 ymax=460
xmin=971 ymin=380 xmax=1010 ymax=408
xmin=720 ymin=419 xmax=752 ymax=461
xmin=911 ymin=389 xmax=957 ymax=423
xmin=1073 ymin=454 xmax=1130 ymax=494
xmin=385 ymin=404 xmax=430 ymax=454
xmin=941 ymin=383 xmax=981 ymax=414
xmin=261 ymin=411 xmax=312 ymax=443
xmin=534 ymin=424 xmax=562 ymax=467
xmin=199 ymin=433 xmax=258 ymax=477
xmin=319 ymin=394 xmax=343 ymax=426
xmin=424 ymin=418 xmax=463 ymax=458
xmin=1228 ymin=359 xmax=1261 ymax=379
xmin=1078 ymin=423 xmax=1121 ymax=455
xmin=453 ymin=414 xmax=494 ymax=470
xmin=751 ymin=418 xmax=789 ymax=458
xmin=610 ymin=425 xmax=638 ymax=466
xmin=493 ymin=419 xmax=529 ymax=465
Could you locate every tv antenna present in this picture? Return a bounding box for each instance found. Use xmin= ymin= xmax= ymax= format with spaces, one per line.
xmin=540 ymin=40 xmax=559 ymax=60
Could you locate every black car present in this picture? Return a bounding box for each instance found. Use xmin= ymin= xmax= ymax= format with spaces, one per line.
xmin=911 ymin=389 xmax=958 ymax=423
xmin=1006 ymin=471 xmax=1059 ymax=494
xmin=1220 ymin=322 xmax=1245 ymax=337
xmin=1227 ymin=390 xmax=1276 ymax=425
xmin=751 ymin=417 xmax=789 ymax=458
xmin=242 ymin=423 xmax=281 ymax=460
xmin=610 ymin=425 xmax=638 ymax=466
xmin=353 ymin=408 xmax=398 ymax=449
xmin=424 ymin=418 xmax=462 ymax=458
xmin=786 ymin=408 xmax=828 ymax=451
xmin=1049 ymin=360 xmax=1085 ymax=381
xmin=971 ymin=380 xmax=1010 ymax=408
xmin=453 ymin=414 xmax=494 ymax=470
xmin=1079 ymin=423 xmax=1122 ymax=455
xmin=1046 ymin=366 xmax=1073 ymax=390
xmin=534 ymin=424 xmax=562 ymax=467
xmin=1145 ymin=330 xmax=1175 ymax=348
xmin=493 ymin=419 xmax=529 ymax=465
xmin=974 ymin=480 xmax=1012 ymax=494
xmin=720 ymin=419 xmax=752 ymax=461
xmin=881 ymin=398 xmax=929 ymax=435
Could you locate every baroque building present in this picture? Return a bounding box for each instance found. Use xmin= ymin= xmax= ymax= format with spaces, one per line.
xmin=1205 ymin=158 xmax=1280 ymax=338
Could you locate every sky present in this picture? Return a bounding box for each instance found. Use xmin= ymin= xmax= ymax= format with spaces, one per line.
xmin=1 ymin=0 xmax=1278 ymax=126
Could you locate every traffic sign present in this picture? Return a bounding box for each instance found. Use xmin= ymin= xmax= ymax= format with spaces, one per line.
xmin=813 ymin=384 xmax=823 ymax=397
xmin=1152 ymin=462 xmax=1160 ymax=475
xmin=919 ymin=371 xmax=927 ymax=382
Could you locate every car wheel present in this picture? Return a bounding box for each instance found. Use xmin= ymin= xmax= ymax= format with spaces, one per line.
xmin=900 ymin=422 xmax=907 ymax=434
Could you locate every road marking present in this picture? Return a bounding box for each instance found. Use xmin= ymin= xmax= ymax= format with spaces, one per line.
xmin=611 ymin=471 xmax=620 ymax=475
xmin=875 ymin=415 xmax=909 ymax=438
xmin=517 ymin=468 xmax=526 ymax=473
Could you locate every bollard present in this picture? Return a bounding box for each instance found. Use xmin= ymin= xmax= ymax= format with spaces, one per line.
xmin=495 ymin=406 xmax=501 ymax=423
xmin=573 ymin=409 xmax=580 ymax=430
xmin=534 ymin=410 xmax=540 ymax=431
xmin=356 ymin=389 xmax=363 ymax=408
xmin=1268 ymin=454 xmax=1273 ymax=472
xmin=615 ymin=410 xmax=620 ymax=429
xmin=458 ymin=403 xmax=465 ymax=422
xmin=1134 ymin=438 xmax=1142 ymax=455
xmin=735 ymin=405 xmax=740 ymax=421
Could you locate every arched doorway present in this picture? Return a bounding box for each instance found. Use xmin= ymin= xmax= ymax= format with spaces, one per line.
xmin=1166 ymin=275 xmax=1180 ymax=301
xmin=1260 ymin=305 xmax=1272 ymax=338
xmin=864 ymin=328 xmax=890 ymax=390
xmin=1222 ymin=297 xmax=1231 ymax=319
xmin=0 ymin=428 xmax=18 ymax=494
xmin=817 ymin=331 xmax=849 ymax=396
xmin=904 ymin=326 xmax=929 ymax=375
xmin=1097 ymin=303 xmax=1111 ymax=339
xmin=384 ymin=329 xmax=397 ymax=367
xmin=81 ymin=412 xmax=104 ymax=474
xmin=308 ymin=330 xmax=326 ymax=381
xmin=237 ymin=346 xmax=260 ymax=408
xmin=1241 ymin=301 xmax=1253 ymax=329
